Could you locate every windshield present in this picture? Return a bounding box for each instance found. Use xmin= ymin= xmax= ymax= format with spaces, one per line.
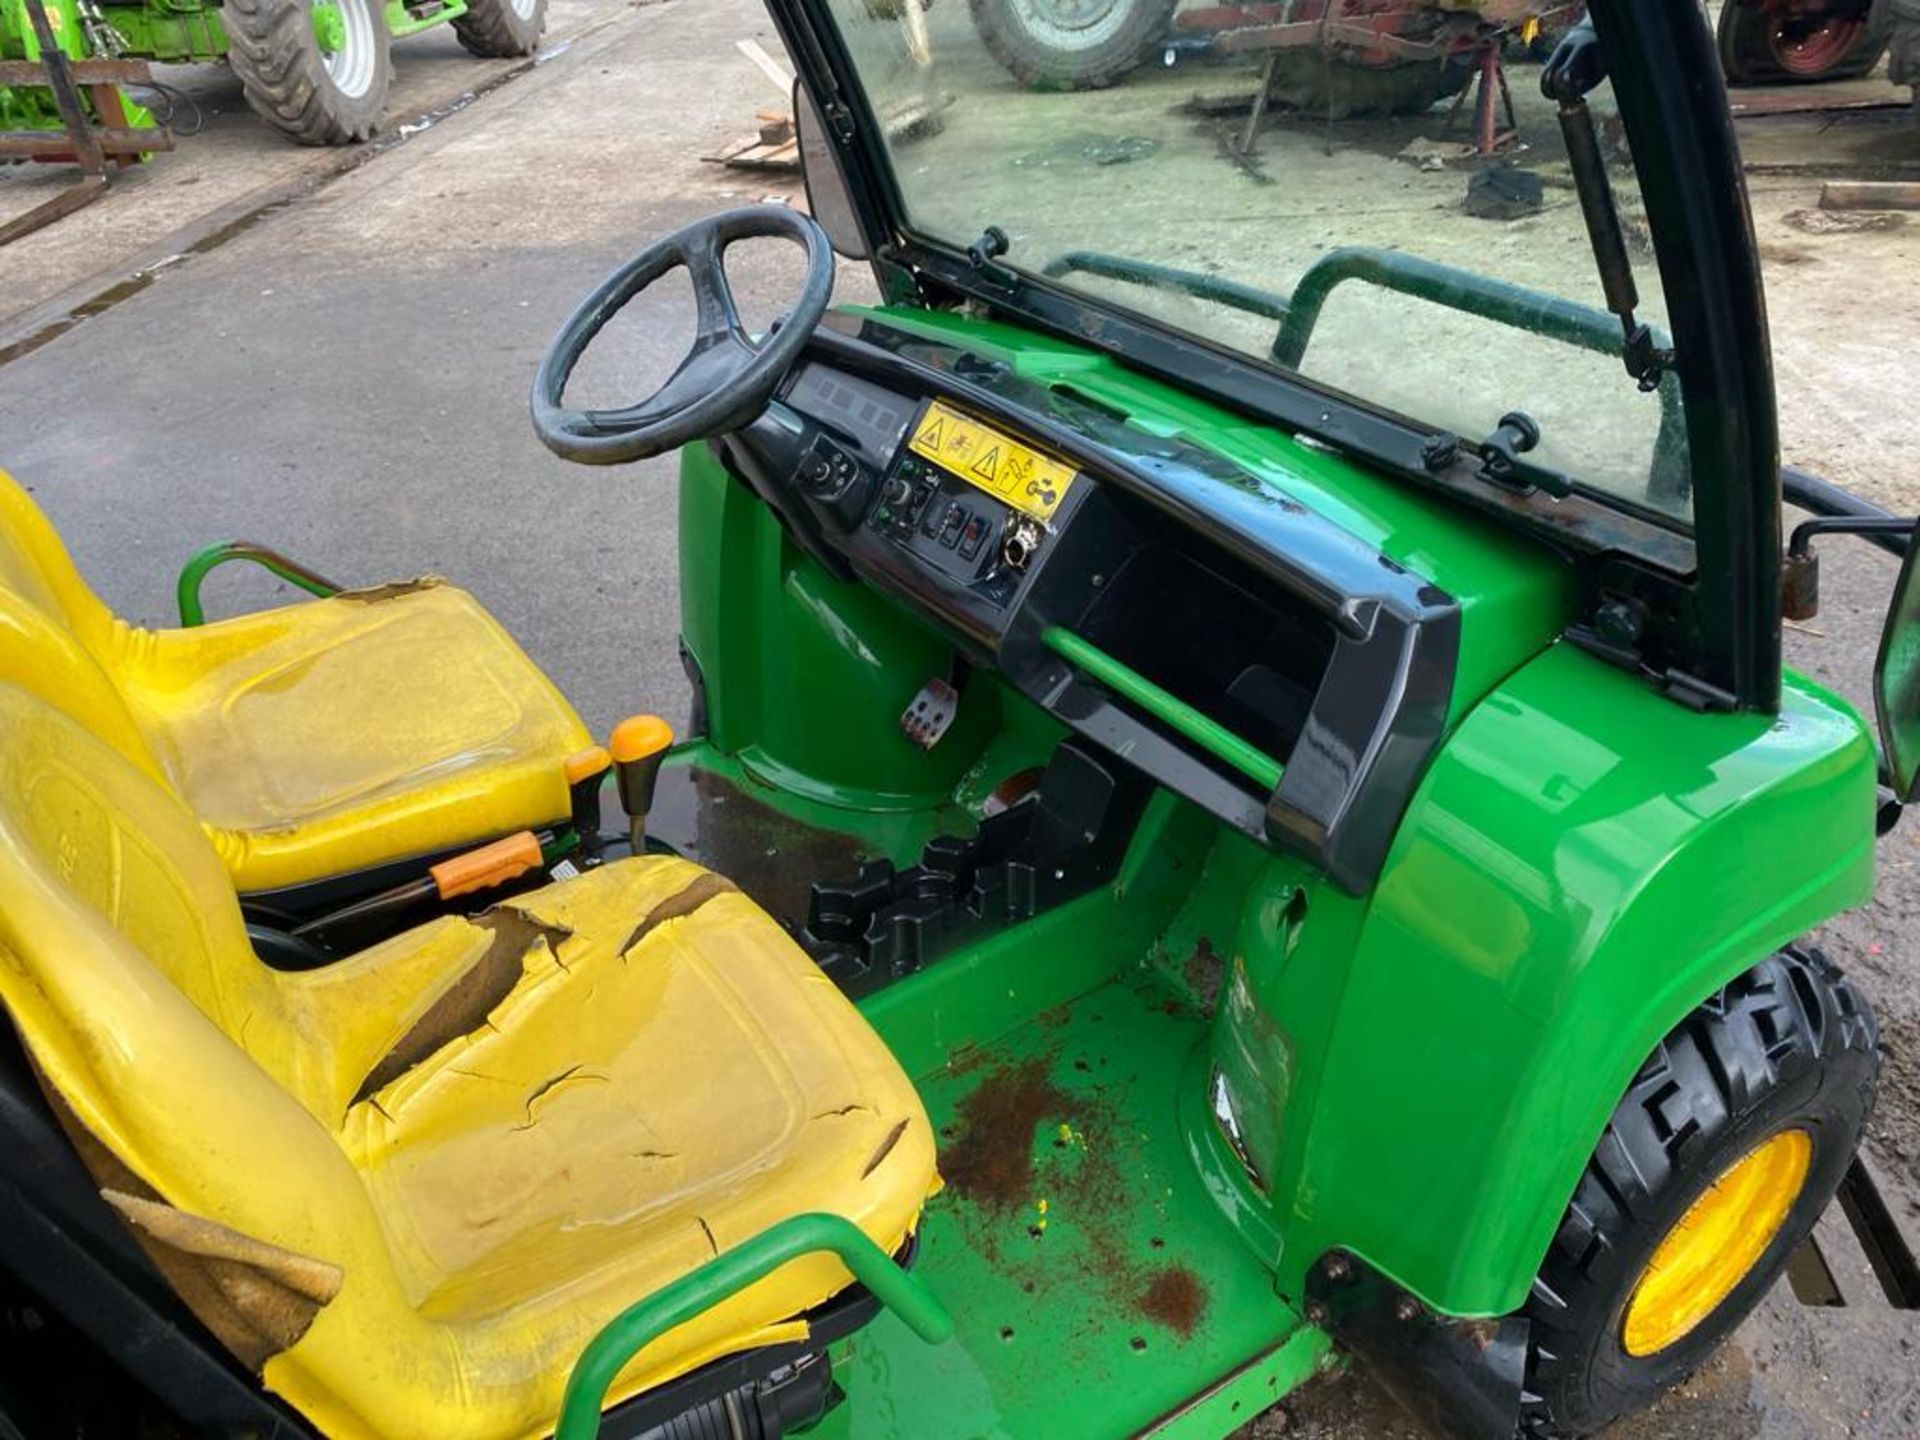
xmin=825 ymin=1 xmax=1689 ymax=526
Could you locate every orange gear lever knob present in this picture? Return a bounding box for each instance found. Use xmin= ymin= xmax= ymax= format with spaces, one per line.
xmin=609 ymin=715 xmax=674 ymax=765
xmin=608 ymin=715 xmax=674 ymax=854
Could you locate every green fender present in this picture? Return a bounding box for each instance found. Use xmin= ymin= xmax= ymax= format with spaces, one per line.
xmin=1264 ymin=641 xmax=1877 ymax=1316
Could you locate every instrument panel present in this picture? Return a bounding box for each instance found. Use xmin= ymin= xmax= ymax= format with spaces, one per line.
xmin=778 ymin=363 xmax=1081 ymax=632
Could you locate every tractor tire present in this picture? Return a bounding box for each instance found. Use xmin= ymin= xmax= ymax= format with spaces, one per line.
xmin=452 ymin=0 xmax=546 ymax=60
xmin=1717 ymin=0 xmax=1890 ymax=84
xmin=968 ymin=0 xmax=1179 ymax=90
xmin=225 ymin=0 xmax=392 ymax=144
xmin=1268 ymin=51 xmax=1477 ymax=119
xmin=1518 ymin=947 xmax=1879 ymax=1438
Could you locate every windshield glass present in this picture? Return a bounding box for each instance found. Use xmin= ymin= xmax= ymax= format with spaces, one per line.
xmin=826 ymin=1 xmax=1689 ymax=525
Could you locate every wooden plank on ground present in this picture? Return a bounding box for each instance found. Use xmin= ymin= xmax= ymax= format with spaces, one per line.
xmin=702 ymin=132 xmax=800 ymax=172
xmin=735 ymin=38 xmax=795 ymax=96
xmin=1820 ymin=180 xmax=1920 ymax=212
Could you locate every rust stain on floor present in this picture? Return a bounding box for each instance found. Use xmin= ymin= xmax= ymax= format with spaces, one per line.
xmin=1139 ymin=1265 xmax=1209 ymax=1339
xmin=939 ymin=1037 xmax=1215 ymax=1347
xmin=941 ymin=1054 xmax=1076 ymax=1213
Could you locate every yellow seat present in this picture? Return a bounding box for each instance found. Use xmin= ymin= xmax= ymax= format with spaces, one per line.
xmin=0 ymin=470 xmax=594 ymax=892
xmin=0 ymin=684 xmax=936 ymax=1440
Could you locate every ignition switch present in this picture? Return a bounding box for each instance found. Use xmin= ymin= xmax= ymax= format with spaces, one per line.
xmin=1002 ymin=517 xmax=1042 ymax=572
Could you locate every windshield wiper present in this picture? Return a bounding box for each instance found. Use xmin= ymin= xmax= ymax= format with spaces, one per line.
xmin=1542 ymin=21 xmax=1674 ymax=394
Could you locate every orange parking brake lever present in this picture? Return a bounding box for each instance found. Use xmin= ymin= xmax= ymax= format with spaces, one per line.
xmin=292 ymin=829 xmax=552 ymax=942
xmin=430 ymin=831 xmax=544 ymax=900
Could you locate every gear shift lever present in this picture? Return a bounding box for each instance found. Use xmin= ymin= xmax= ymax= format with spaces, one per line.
xmin=608 ymin=715 xmax=674 ymax=855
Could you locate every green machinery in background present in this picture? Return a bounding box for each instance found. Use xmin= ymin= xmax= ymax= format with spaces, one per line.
xmin=0 ymin=0 xmax=546 ymax=152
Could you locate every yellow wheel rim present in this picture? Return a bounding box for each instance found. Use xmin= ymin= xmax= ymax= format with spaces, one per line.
xmin=1621 ymin=1129 xmax=1813 ymax=1357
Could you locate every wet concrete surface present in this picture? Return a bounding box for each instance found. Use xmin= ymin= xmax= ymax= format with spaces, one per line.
xmin=2 ymin=0 xmax=1918 ymax=1433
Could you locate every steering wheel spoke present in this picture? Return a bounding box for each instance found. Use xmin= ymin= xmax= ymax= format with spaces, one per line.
xmin=684 ymin=233 xmax=747 ymax=343
xmin=530 ymin=205 xmax=834 ymax=465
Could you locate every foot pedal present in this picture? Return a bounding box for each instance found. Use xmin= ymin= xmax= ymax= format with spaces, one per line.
xmin=901 ymin=678 xmax=959 ymax=749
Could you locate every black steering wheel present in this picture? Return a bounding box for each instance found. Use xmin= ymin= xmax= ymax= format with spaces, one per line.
xmin=531 ymin=206 xmax=835 ymax=465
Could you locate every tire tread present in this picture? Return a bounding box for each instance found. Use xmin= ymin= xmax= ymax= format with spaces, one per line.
xmin=451 ymin=0 xmax=546 ymax=61
xmin=1519 ymin=947 xmax=1879 ymax=1438
xmin=224 ymin=0 xmax=389 ymax=144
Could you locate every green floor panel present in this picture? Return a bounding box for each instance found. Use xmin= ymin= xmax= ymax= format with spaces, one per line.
xmin=818 ymin=975 xmax=1318 ymax=1439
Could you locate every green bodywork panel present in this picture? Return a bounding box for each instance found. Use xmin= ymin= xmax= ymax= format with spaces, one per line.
xmin=680 ymin=442 xmax=1038 ymax=812
xmin=663 ymin=304 xmax=1879 ymax=1429
xmin=1204 ymin=648 xmax=1876 ymax=1315
xmin=98 ymin=1 xmax=227 ymax=62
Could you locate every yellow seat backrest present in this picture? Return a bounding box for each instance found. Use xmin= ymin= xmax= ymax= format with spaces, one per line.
xmin=0 ymin=474 xmax=102 ymax=623
xmin=0 ymin=474 xmax=170 ymax=781
xmin=0 ymin=679 xmax=430 ymax=1356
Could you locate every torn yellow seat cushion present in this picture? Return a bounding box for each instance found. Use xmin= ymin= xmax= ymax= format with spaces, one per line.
xmin=292 ymin=860 xmax=934 ymax=1440
xmin=0 ymin=685 xmax=934 ymax=1440
xmin=0 ymin=469 xmax=592 ymax=892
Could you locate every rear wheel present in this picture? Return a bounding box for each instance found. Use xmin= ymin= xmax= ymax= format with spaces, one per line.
xmin=1519 ymin=947 xmax=1879 ymax=1438
xmin=1718 ymin=0 xmax=1890 ymax=83
xmin=225 ymin=0 xmax=392 ymax=144
xmin=452 ymin=0 xmax=546 ymax=59
xmin=968 ymin=0 xmax=1179 ymax=90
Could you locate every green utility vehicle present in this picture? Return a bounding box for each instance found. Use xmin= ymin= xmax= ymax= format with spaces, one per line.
xmin=0 ymin=0 xmax=544 ymax=146
xmin=2 ymin=2 xmax=1919 ymax=1439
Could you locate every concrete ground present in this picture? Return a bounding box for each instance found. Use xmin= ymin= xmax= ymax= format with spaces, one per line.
xmin=1 ymin=0 xmax=1917 ymax=1435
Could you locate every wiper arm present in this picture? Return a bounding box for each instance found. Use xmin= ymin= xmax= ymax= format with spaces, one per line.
xmin=1541 ymin=21 xmax=1674 ymax=394
xmin=1475 ymin=411 xmax=1572 ymax=498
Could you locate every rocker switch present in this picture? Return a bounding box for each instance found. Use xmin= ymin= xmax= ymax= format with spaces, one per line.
xmin=958 ymin=515 xmax=988 ymax=560
xmin=938 ymin=503 xmax=966 ymax=549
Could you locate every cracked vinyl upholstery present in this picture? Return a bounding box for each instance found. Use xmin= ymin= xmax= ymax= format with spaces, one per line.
xmin=0 ymin=469 xmax=594 ymax=892
xmin=0 ymin=684 xmax=938 ymax=1440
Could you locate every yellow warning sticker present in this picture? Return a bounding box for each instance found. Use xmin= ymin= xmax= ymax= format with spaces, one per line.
xmin=908 ymin=400 xmax=1077 ymax=523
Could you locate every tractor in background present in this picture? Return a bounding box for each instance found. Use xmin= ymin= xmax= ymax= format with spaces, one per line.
xmin=968 ymin=0 xmax=1575 ymax=118
xmin=0 ymin=0 xmax=546 ymax=150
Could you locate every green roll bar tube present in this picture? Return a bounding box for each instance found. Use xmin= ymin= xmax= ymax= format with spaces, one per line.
xmin=176 ymin=541 xmax=343 ymax=627
xmin=1041 ymin=245 xmax=1689 ymax=503
xmin=1041 ymin=625 xmax=1285 ymax=792
xmin=554 ymin=1212 xmax=953 ymax=1440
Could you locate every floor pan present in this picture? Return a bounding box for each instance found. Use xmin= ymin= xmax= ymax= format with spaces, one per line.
xmin=816 ymin=973 xmax=1320 ymax=1439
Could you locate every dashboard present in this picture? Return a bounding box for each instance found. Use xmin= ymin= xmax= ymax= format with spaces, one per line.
xmin=726 ymin=314 xmax=1462 ymax=894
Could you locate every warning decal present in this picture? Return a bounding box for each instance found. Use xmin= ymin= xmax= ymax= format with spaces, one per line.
xmin=908 ymin=400 xmax=1077 ymax=522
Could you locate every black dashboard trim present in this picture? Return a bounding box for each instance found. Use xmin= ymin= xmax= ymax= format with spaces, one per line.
xmin=745 ymin=315 xmax=1463 ymax=894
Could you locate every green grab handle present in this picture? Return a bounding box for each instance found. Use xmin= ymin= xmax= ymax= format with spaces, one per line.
xmin=553 ymin=1212 xmax=951 ymax=1440
xmin=176 ymin=541 xmax=342 ymax=627
xmin=1041 ymin=625 xmax=1285 ymax=792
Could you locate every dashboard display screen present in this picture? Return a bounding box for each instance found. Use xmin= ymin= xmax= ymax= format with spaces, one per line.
xmin=788 ymin=365 xmax=914 ymax=459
